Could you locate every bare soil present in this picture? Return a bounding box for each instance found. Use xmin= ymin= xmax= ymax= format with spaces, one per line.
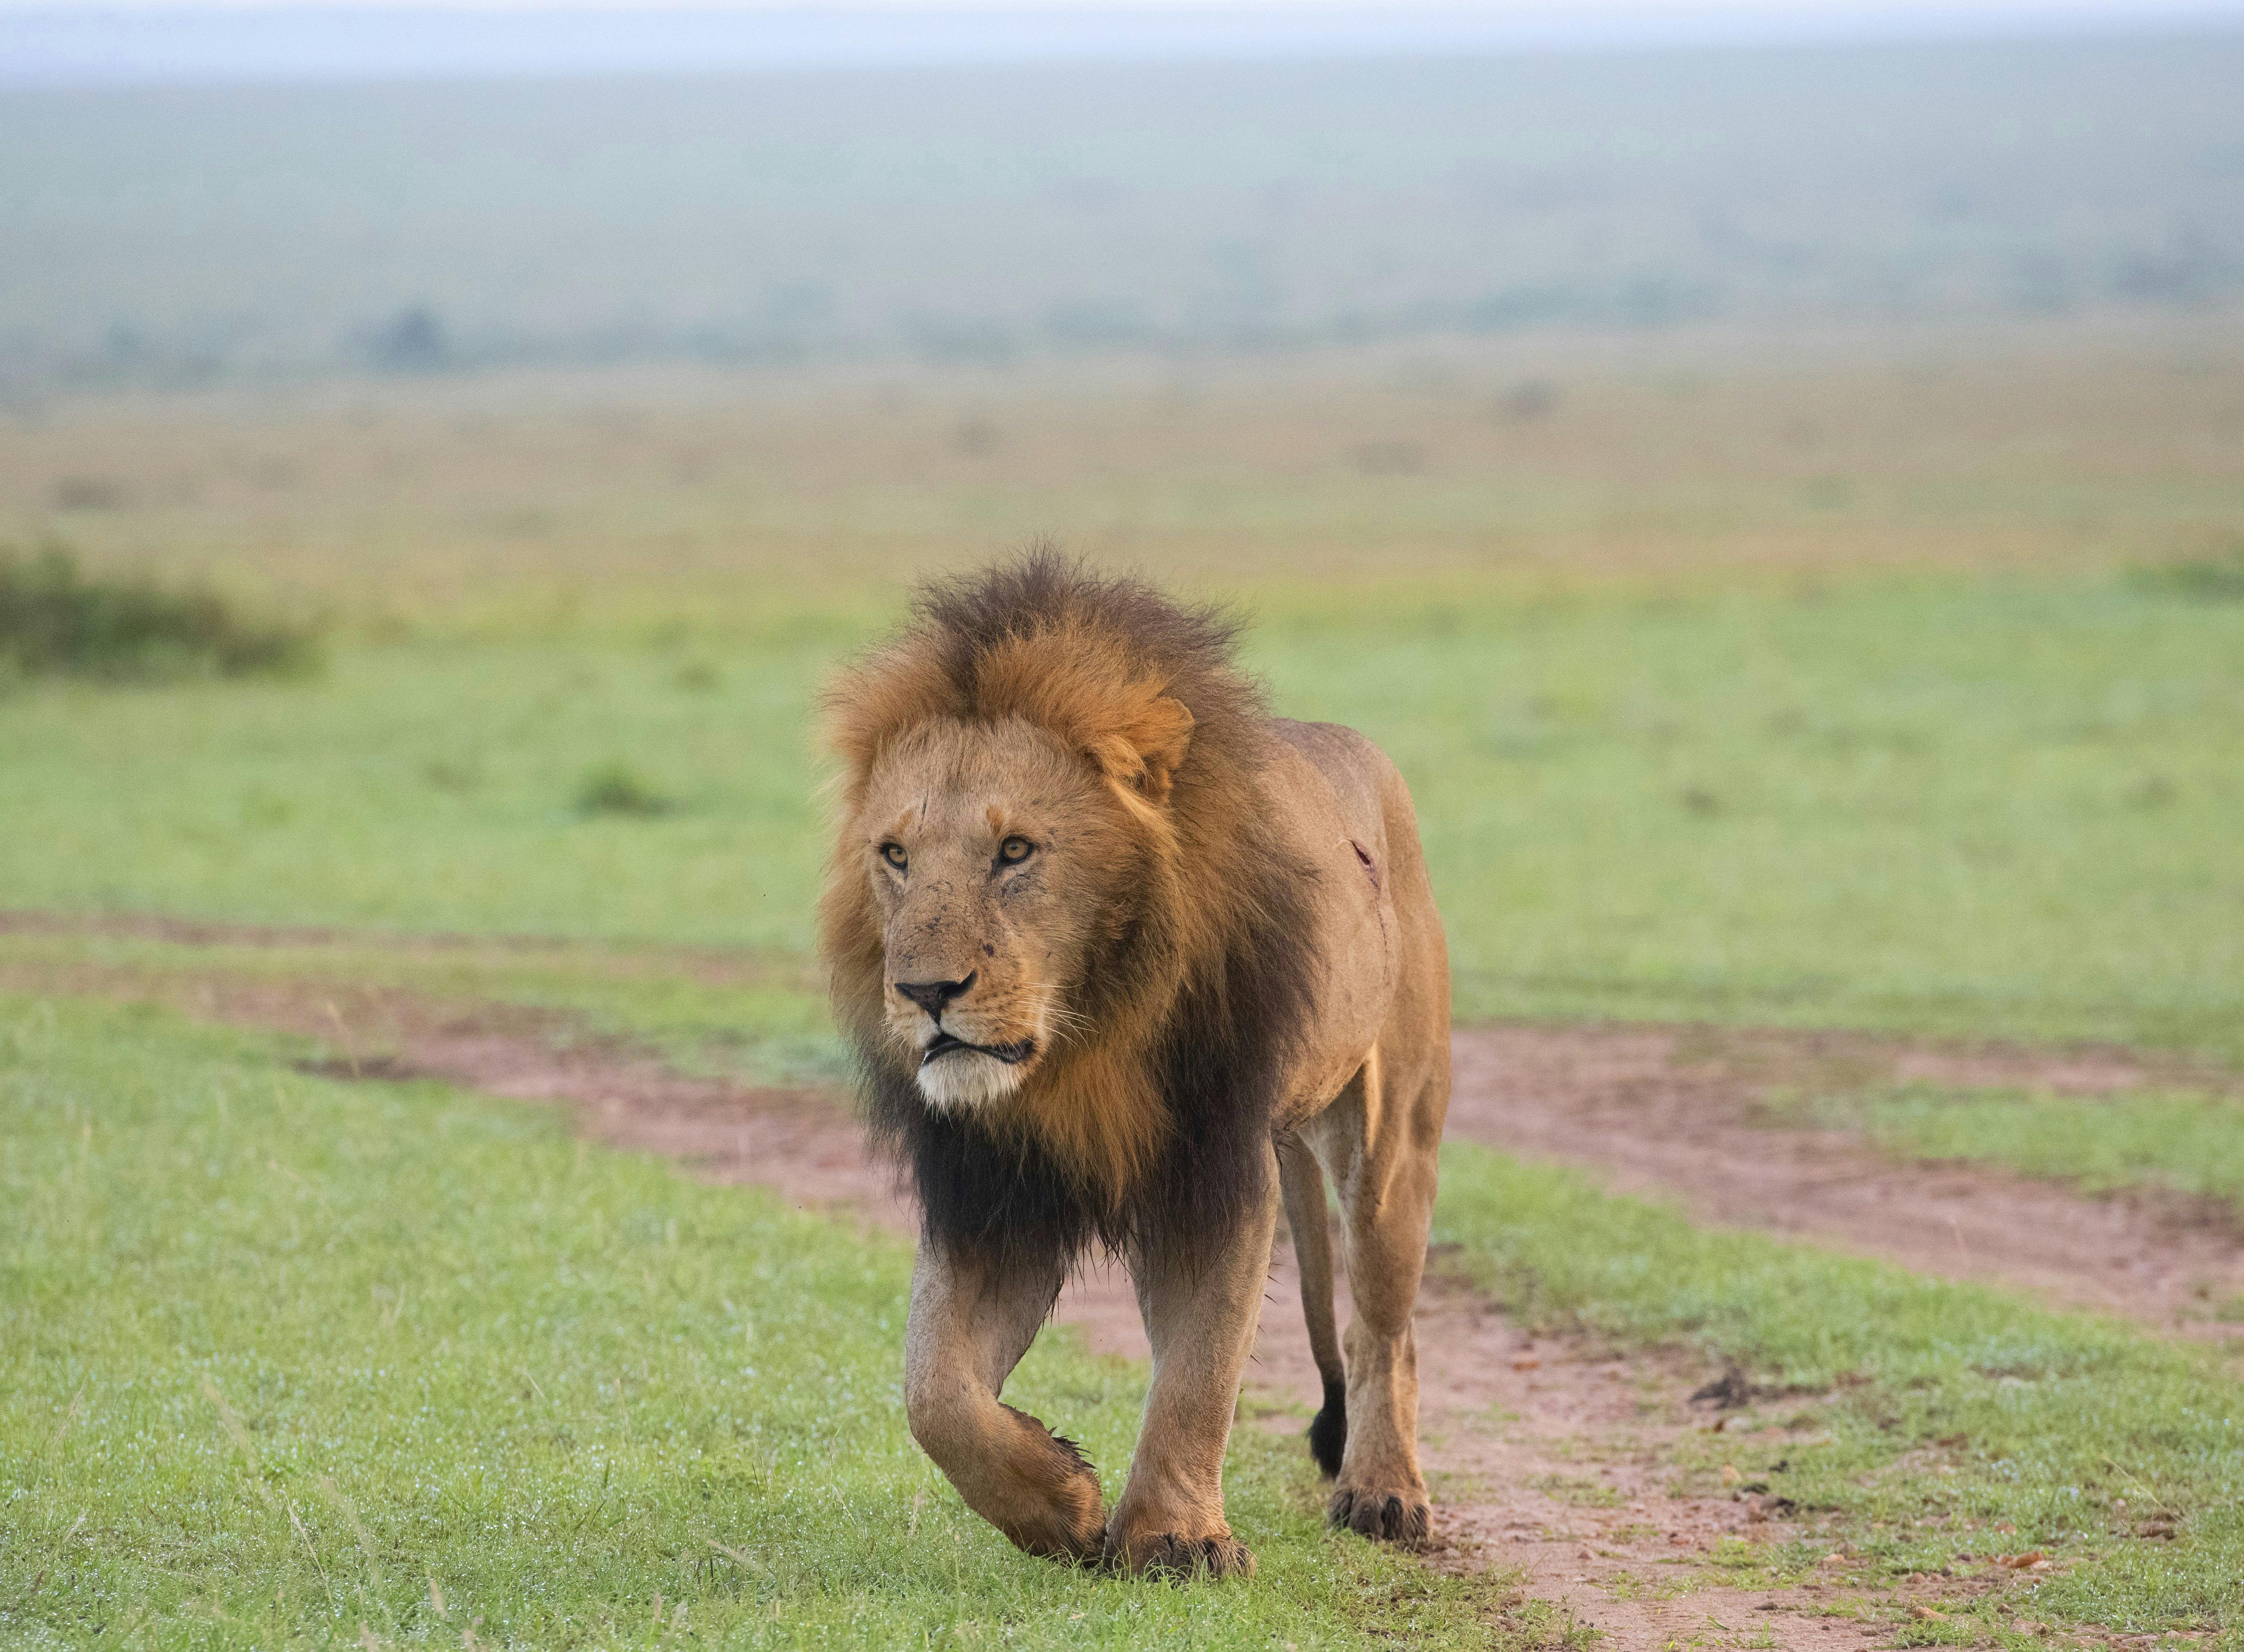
xmin=1450 ymin=1025 xmax=2244 ymax=1341
xmin=8 ymin=937 xmax=2237 ymax=1646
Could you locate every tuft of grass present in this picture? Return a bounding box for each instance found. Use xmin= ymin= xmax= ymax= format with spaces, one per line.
xmin=0 ymin=995 xmax=1574 ymax=1651
xmin=0 ymin=544 xmax=321 ymax=685
xmin=1435 ymin=1142 xmax=2244 ymax=1642
xmin=2130 ymin=543 xmax=2244 ymax=603
xmin=574 ymin=758 xmax=677 ymax=817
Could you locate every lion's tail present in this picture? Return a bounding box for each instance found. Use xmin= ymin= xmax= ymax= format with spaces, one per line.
xmin=1279 ymin=1133 xmax=1348 ymax=1477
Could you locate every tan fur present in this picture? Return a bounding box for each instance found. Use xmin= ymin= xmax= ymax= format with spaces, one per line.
xmin=818 ymin=562 xmax=1450 ymax=1577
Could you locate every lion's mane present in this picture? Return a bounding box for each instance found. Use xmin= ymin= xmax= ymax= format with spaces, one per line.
xmin=819 ymin=551 xmax=1319 ymax=1272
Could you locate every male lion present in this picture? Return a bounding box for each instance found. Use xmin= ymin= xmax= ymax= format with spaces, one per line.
xmin=818 ymin=553 xmax=1449 ymax=1577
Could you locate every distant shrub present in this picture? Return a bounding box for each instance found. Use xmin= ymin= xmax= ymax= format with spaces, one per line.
xmin=366 ymin=304 xmax=450 ymax=372
xmin=50 ymin=475 xmax=130 ymax=512
xmin=2129 ymin=544 xmax=2244 ymax=603
xmin=1493 ymin=380 xmax=1559 ymax=421
xmin=0 ymin=546 xmax=321 ymax=685
xmin=574 ymin=760 xmax=676 ymax=818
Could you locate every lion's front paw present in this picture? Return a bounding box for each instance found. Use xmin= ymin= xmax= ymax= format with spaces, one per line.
xmin=1327 ymin=1484 xmax=1430 ymax=1545
xmin=995 ymin=1423 xmax=1107 ymax=1562
xmin=1101 ymin=1518 xmax=1256 ymax=1580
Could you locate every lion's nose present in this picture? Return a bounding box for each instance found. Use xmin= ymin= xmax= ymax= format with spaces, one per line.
xmin=894 ymin=972 xmax=976 ymax=1018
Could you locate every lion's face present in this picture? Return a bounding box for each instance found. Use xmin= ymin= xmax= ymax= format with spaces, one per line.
xmin=853 ymin=715 xmax=1140 ymax=1111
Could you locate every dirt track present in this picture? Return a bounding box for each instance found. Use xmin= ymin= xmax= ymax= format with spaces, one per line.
xmin=11 ymin=933 xmax=2232 ymax=1340
xmin=1451 ymin=1025 xmax=2244 ymax=1341
xmin=7 ymin=933 xmax=2237 ymax=1646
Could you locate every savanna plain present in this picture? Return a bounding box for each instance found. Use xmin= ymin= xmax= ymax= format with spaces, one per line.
xmin=5 ymin=318 xmax=2244 ymax=1650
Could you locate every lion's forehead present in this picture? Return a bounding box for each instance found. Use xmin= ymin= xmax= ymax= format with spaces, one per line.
xmin=861 ymin=721 xmax=1093 ymax=835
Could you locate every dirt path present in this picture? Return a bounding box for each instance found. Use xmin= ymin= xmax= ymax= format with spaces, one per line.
xmin=7 ymin=935 xmax=2237 ymax=1645
xmin=1451 ymin=1025 xmax=2244 ymax=1340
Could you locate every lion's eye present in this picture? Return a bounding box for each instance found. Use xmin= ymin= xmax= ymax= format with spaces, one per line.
xmin=997 ymin=836 xmax=1033 ymax=866
xmin=880 ymin=843 xmax=908 ymax=872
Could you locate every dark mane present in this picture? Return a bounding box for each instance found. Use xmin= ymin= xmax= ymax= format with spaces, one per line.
xmin=819 ymin=548 xmax=1320 ymax=1275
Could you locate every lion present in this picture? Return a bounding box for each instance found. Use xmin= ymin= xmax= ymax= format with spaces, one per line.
xmin=817 ymin=552 xmax=1450 ymax=1578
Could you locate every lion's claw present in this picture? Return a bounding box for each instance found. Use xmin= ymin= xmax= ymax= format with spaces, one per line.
xmin=1102 ymin=1526 xmax=1256 ymax=1579
xmin=1328 ymin=1487 xmax=1430 ymax=1545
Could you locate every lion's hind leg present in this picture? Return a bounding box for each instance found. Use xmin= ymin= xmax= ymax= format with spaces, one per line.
xmin=904 ymin=1242 xmax=1106 ymax=1561
xmin=1279 ymin=1131 xmax=1347 ymax=1477
xmin=1311 ymin=1042 xmax=1443 ymax=1547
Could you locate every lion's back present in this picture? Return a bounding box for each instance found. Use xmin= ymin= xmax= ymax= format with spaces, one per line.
xmin=1271 ymin=718 xmax=1425 ymax=878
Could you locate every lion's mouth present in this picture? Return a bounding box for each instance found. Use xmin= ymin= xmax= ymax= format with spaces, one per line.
xmin=920 ymin=1032 xmax=1036 ymax=1067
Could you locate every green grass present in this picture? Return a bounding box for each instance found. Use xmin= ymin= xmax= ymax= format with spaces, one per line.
xmin=0 ymin=925 xmax=844 ymax=1085
xmin=1774 ymin=1082 xmax=2244 ymax=1221
xmin=1435 ymin=1142 xmax=2244 ymax=1645
xmin=0 ymin=569 xmax=2239 ymax=1061
xmin=0 ymin=636 xmax=831 ymax=952
xmin=1272 ymin=574 xmax=2244 ymax=1059
xmin=0 ymin=995 xmax=1562 ymax=1651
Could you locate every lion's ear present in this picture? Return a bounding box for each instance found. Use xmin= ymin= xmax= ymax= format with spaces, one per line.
xmin=1089 ymin=694 xmax=1195 ymax=806
xmin=1131 ymin=695 xmax=1195 ymax=803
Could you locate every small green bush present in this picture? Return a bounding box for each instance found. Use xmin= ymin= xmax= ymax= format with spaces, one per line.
xmin=2129 ymin=543 xmax=2244 ymax=602
xmin=574 ymin=759 xmax=676 ymax=817
xmin=0 ymin=544 xmax=320 ymax=683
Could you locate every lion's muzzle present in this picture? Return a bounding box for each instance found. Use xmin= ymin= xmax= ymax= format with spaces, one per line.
xmin=888 ymin=969 xmax=1042 ymax=1110
xmin=897 ymin=978 xmax=1036 ymax=1108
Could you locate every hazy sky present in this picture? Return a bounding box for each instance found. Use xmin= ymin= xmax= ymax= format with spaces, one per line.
xmin=3 ymin=0 xmax=2234 ymax=14
xmin=6 ymin=0 xmax=2236 ymax=88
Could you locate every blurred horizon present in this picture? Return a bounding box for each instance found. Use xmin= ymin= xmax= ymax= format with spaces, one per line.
xmin=5 ymin=20 xmax=2242 ymax=403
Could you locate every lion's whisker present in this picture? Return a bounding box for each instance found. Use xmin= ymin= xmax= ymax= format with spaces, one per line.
xmin=1022 ymin=986 xmax=1093 ymax=1043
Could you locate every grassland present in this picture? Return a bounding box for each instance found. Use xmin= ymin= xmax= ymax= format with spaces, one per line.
xmin=8 ymin=324 xmax=2241 ymax=626
xmin=3 ymin=331 xmax=2242 ymax=1646
xmin=1 ymin=995 xmax=1548 ymax=1651
xmin=12 ymin=332 xmax=2244 ymax=1060
xmin=0 ymin=567 xmax=2237 ymax=1060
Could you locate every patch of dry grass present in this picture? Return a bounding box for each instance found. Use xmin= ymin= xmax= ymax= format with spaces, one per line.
xmin=4 ymin=323 xmax=2239 ymax=634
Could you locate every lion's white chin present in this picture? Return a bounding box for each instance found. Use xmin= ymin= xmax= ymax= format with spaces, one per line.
xmin=914 ymin=1050 xmax=1029 ymax=1111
